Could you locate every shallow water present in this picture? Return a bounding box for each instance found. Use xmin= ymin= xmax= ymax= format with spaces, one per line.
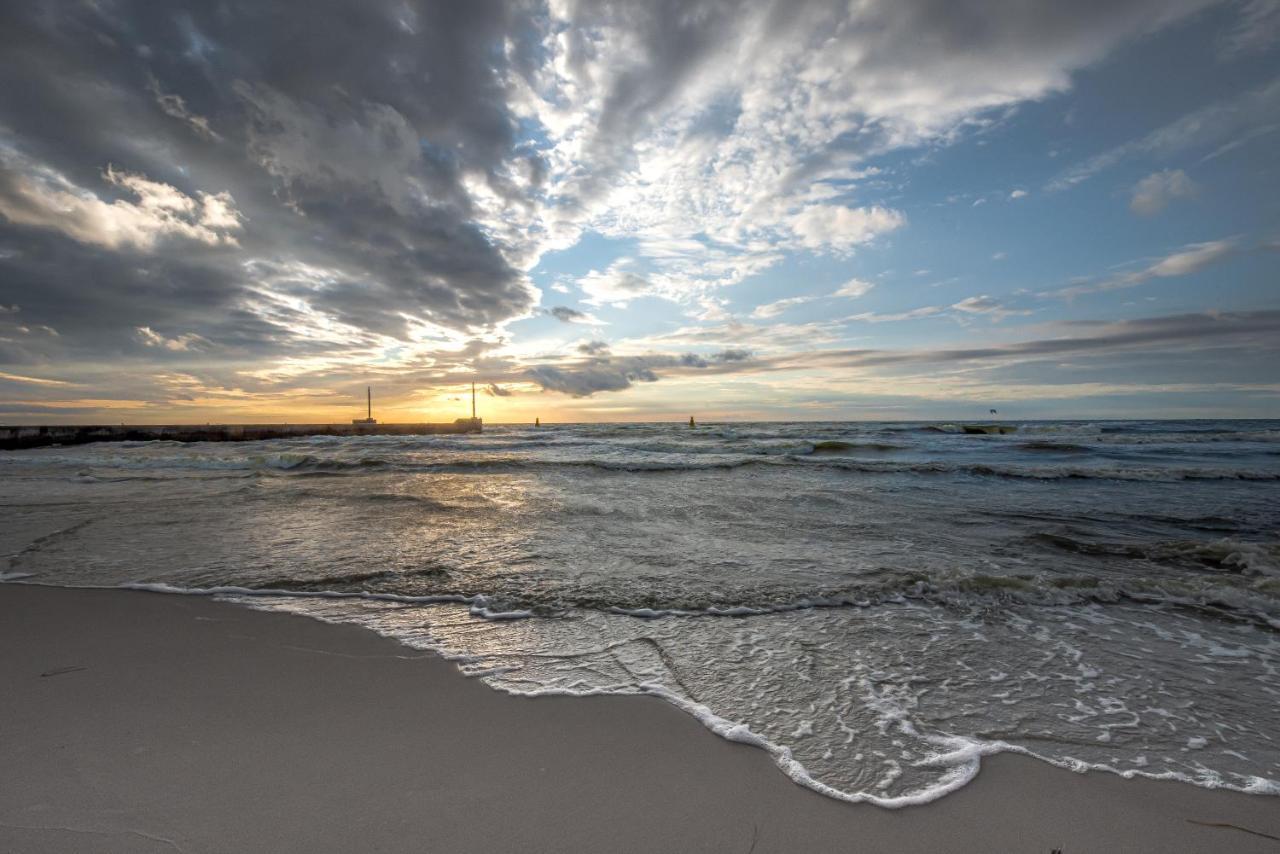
xmin=3 ymin=420 xmax=1278 ymax=804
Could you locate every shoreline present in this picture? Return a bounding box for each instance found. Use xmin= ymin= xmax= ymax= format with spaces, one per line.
xmin=2 ymin=584 xmax=1278 ymax=853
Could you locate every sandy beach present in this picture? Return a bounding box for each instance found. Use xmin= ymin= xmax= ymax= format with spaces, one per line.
xmin=1 ymin=584 xmax=1276 ymax=853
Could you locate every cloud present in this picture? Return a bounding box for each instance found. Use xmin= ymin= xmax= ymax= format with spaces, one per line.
xmin=1009 ymin=189 xmax=1028 ymax=199
xmin=550 ymin=306 xmax=585 ymax=322
xmin=789 ymin=205 xmax=906 ymax=252
xmin=1047 ymin=239 xmax=1237 ymax=298
xmin=848 ymin=305 xmax=946 ymax=323
xmin=484 ymin=382 xmax=512 ymax=397
xmin=1129 ymin=169 xmax=1198 ymax=215
xmin=0 ymin=0 xmax=1254 ymax=415
xmin=135 ymin=326 xmax=210 ymax=352
xmin=520 ymin=310 xmax=1280 ymax=397
xmin=752 ymin=295 xmax=817 ymax=318
xmin=0 ymin=0 xmax=540 ymax=370
xmin=1144 ymin=240 xmax=1235 ymax=277
xmin=549 ymin=306 xmax=605 ymax=325
xmin=833 ymin=278 xmax=876 ymax=299
xmin=755 ymin=277 xmax=875 ymax=317
xmin=794 ymin=310 xmax=1280 ymax=372
xmin=577 ymin=340 xmax=611 ymax=355
xmin=526 ymin=362 xmax=660 ymax=397
xmin=951 ymin=295 xmax=1031 ymax=321
xmin=1218 ymin=0 xmax=1280 ymax=56
xmin=148 ymin=76 xmax=220 ymax=141
xmin=0 ymin=151 xmax=243 ymax=251
xmin=577 ymin=263 xmax=659 ymax=306
xmin=526 ymin=349 xmax=755 ymax=396
xmin=1048 ymin=76 xmax=1280 ymax=190
xmin=0 ymin=370 xmax=73 ymax=387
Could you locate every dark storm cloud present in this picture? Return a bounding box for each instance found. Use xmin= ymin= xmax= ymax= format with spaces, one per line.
xmin=550 ymin=306 xmax=588 ymax=323
xmin=526 ymin=349 xmax=756 ymax=396
xmin=526 ymin=362 xmax=659 ymax=396
xmin=0 ymin=0 xmax=540 ymax=371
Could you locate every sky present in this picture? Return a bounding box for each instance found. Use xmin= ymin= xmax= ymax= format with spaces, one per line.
xmin=0 ymin=0 xmax=1278 ymax=424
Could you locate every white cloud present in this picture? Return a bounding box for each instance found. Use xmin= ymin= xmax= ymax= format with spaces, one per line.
xmin=1009 ymin=189 xmax=1029 ymax=199
xmin=0 ymin=370 xmax=73 ymax=386
xmin=1129 ymin=169 xmax=1197 ymax=215
xmin=135 ymin=326 xmax=211 ymax=351
xmin=0 ymin=145 xmax=243 ymax=251
xmin=503 ymin=1 xmax=1215 ymax=306
xmin=1046 ymin=239 xmax=1236 ymax=297
xmin=1145 ymin=240 xmax=1234 ymax=277
xmin=833 ymin=278 xmax=875 ymax=298
xmin=848 ymin=305 xmax=945 ymax=323
xmin=752 ymin=295 xmax=816 ymax=318
xmin=789 ymin=205 xmax=906 ymax=252
xmin=578 ymin=262 xmax=658 ymax=306
xmin=951 ymin=295 xmax=1031 ymax=321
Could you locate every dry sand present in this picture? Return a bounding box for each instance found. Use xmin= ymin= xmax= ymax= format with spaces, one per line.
xmin=2 ymin=584 xmax=1277 ymax=853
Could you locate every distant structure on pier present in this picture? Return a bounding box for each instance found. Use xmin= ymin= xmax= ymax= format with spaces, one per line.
xmin=353 ymin=386 xmax=376 ymax=425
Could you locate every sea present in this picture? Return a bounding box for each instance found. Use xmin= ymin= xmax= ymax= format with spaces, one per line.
xmin=2 ymin=419 xmax=1278 ymax=806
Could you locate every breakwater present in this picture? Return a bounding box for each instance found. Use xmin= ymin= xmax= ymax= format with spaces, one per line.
xmin=0 ymin=419 xmax=482 ymax=450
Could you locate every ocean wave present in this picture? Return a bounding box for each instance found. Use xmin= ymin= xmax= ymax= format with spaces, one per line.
xmin=140 ymin=544 xmax=1276 ymax=630
xmin=114 ymin=582 xmax=535 ymax=620
xmin=802 ymin=458 xmax=1280 ymax=481
xmin=10 ymin=443 xmax=1274 ymax=480
xmin=32 ymin=458 xmax=1280 ymax=484
xmin=596 ymin=572 xmax=1280 ymax=629
xmin=1032 ymin=534 xmax=1280 ymax=575
xmin=1016 ymin=441 xmax=1091 ymax=453
xmin=311 ymin=455 xmax=1280 ymax=481
xmin=809 ymin=440 xmax=906 ymax=453
xmin=6 ymin=419 xmax=1278 ymax=484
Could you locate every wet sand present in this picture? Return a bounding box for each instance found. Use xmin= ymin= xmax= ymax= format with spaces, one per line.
xmin=2 ymin=584 xmax=1277 ymax=853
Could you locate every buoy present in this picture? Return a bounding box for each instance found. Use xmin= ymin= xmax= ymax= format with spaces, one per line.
xmin=689 ymin=416 xmax=695 ymax=428
xmin=535 ymin=417 xmax=540 ymax=427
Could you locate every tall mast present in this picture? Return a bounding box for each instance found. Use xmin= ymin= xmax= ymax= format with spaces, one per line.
xmin=367 ymin=386 xmax=371 ymax=420
xmin=471 ymin=382 xmax=476 ymax=419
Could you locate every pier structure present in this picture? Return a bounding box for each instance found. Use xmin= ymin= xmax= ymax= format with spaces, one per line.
xmin=353 ymin=386 xmax=376 ymax=425
xmin=0 ymin=420 xmax=483 ymax=451
xmin=2 ymin=383 xmax=486 ymax=450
